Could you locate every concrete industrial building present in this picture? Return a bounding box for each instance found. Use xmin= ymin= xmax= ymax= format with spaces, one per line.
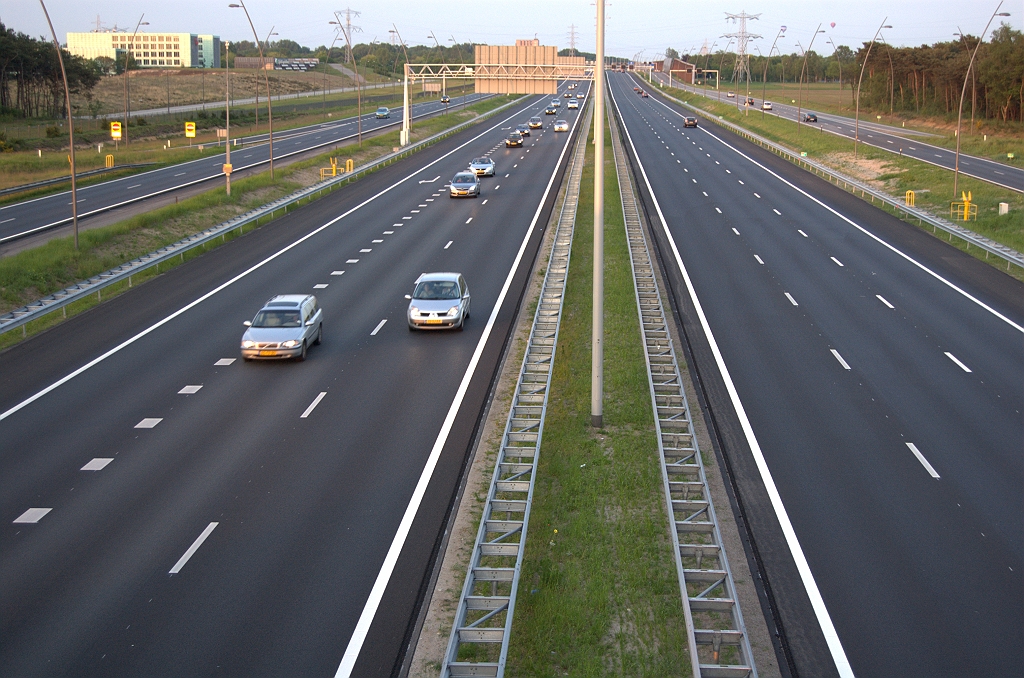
xmin=66 ymin=31 xmax=221 ymax=68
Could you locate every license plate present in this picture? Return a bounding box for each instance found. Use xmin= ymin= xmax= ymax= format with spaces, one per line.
xmin=425 ymin=319 xmax=442 ymax=325
xmin=258 ymin=350 xmax=277 ymax=356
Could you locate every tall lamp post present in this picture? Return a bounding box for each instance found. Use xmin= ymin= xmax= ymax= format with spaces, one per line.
xmin=123 ymin=16 xmax=148 ymax=147
xmin=702 ymin=41 xmax=717 ymax=97
xmin=449 ymin=36 xmax=467 ymax=108
xmin=593 ymin=0 xmax=605 ymax=428
xmin=854 ymin=18 xmax=892 ymax=157
xmin=333 ymin=12 xmax=362 ymax=144
xmin=230 ymin=1 xmax=275 ymax=178
xmin=955 ymin=2 xmax=1011 ymax=196
xmin=225 ymin=40 xmax=232 ymax=195
xmin=37 ymin=0 xmax=78 ymax=249
xmin=323 ymin=23 xmax=343 ymax=119
xmin=762 ymin=26 xmax=786 ymax=118
xmin=826 ymin=37 xmax=842 ymax=110
xmin=954 ymin=31 xmax=978 ymax=136
xmin=797 ymin=25 xmax=825 ymax=129
xmin=716 ymin=39 xmax=733 ymax=104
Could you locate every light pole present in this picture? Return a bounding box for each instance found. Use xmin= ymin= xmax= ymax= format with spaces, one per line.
xmin=716 ymin=39 xmax=733 ymax=104
xmin=38 ymin=0 xmax=78 ymax=249
xmin=880 ymin=36 xmax=894 ymax=117
xmin=702 ymin=41 xmax=717 ymax=97
xmin=393 ymin=24 xmax=411 ymax=146
xmin=826 ymin=37 xmax=842 ymax=111
xmin=954 ymin=30 xmax=978 ymax=135
xmin=797 ymin=26 xmax=825 ymax=129
xmin=955 ymin=2 xmax=1011 ymax=196
xmin=230 ymin=1 xmax=275 ymax=178
xmin=854 ymin=19 xmax=892 ymax=157
xmin=335 ymin=11 xmax=362 ymax=144
xmin=593 ymin=0 xmax=605 ymax=429
xmin=225 ymin=40 xmax=232 ymax=196
xmin=428 ymin=32 xmax=445 ymax=98
xmin=449 ymin=36 xmax=467 ymax=108
xmin=762 ymin=26 xmax=786 ymax=119
xmin=123 ymin=16 xmax=148 ymax=147
xmin=324 ymin=23 xmax=343 ymax=118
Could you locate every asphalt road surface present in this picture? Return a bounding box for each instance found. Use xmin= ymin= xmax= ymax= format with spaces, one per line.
xmin=612 ymin=72 xmax=1023 ymax=678
xmin=0 ymin=92 xmax=489 ymax=245
xmin=649 ymin=72 xmax=1024 ymax=193
xmin=0 ymin=82 xmax=589 ymax=677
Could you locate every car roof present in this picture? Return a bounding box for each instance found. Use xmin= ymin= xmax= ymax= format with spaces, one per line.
xmin=415 ymin=272 xmax=462 ymax=283
xmin=472 ymin=157 xmax=492 ymax=163
xmin=263 ymin=294 xmax=312 ymax=308
xmin=453 ymin=172 xmax=476 ymax=179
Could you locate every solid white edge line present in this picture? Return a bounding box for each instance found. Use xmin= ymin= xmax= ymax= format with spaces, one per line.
xmin=646 ymin=94 xmax=1024 ymax=335
xmin=943 ymin=351 xmax=972 ymax=373
xmin=610 ymin=78 xmax=857 ymax=678
xmin=0 ymin=97 xmax=543 ymax=427
xmin=831 ymin=349 xmax=852 ymax=370
xmin=370 ymin=319 xmax=387 ymax=336
xmin=169 ymin=522 xmax=218 ymax=574
xmin=905 ymin=443 xmax=941 ymax=479
xmin=300 ymin=392 xmax=328 ymax=418
xmin=333 ymin=94 xmax=584 ymax=678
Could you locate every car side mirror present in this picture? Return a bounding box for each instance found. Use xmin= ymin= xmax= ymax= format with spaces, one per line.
xmin=305 ymin=320 xmax=315 ymax=326
xmin=243 ymin=320 xmax=252 ymax=327
xmin=405 ymin=294 xmax=412 ymax=300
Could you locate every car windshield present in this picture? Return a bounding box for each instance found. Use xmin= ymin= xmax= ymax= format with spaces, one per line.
xmin=453 ymin=174 xmax=474 ymax=184
xmin=413 ymin=280 xmax=460 ymax=300
xmin=473 ymin=158 xmax=489 ymax=164
xmin=252 ymin=309 xmax=301 ymax=328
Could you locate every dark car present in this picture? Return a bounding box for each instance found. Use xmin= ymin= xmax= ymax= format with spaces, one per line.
xmin=449 ymin=172 xmax=481 ymax=198
xmin=544 ymin=106 xmax=557 ymax=115
xmin=683 ymin=116 xmax=697 ymax=128
xmin=441 ymin=95 xmax=450 ymax=104
xmin=803 ymin=112 xmax=818 ymax=123
xmin=506 ymin=133 xmax=523 ymax=148
xmin=641 ymin=91 xmax=649 ymax=98
xmin=516 ymin=124 xmax=530 ymax=136
xmin=746 ymin=97 xmax=755 ymax=106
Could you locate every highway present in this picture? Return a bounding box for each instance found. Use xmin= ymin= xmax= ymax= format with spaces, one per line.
xmin=610 ymin=72 xmax=1023 ymax=677
xmin=649 ymin=72 xmax=1024 ymax=193
xmin=0 ymin=91 xmax=488 ymax=245
xmin=0 ymin=82 xmax=588 ymax=677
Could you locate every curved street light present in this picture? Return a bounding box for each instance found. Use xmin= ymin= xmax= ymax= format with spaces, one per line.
xmin=702 ymin=41 xmax=717 ymax=97
xmin=826 ymin=37 xmax=843 ymax=111
xmin=323 ymin=23 xmax=343 ymax=119
xmin=797 ymin=26 xmax=826 ymax=129
xmin=955 ymin=2 xmax=1011 ymax=196
xmin=854 ymin=18 xmax=892 ymax=157
xmin=716 ymin=38 xmax=734 ymax=103
xmin=123 ymin=16 xmax=148 ymax=147
xmin=229 ymin=1 xmax=275 ymax=178
xmin=762 ymin=26 xmax=786 ymax=118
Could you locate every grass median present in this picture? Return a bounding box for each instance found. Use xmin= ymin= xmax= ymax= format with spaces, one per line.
xmin=505 ymin=115 xmax=691 ymax=675
xmin=0 ymin=94 xmax=519 ymax=351
xmin=657 ymin=83 xmax=1024 ymax=280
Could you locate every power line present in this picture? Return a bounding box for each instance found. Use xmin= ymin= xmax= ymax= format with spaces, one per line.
xmin=722 ymin=10 xmax=761 ymax=83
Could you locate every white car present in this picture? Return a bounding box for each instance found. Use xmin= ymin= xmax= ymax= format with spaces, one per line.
xmin=761 ymin=101 xmax=773 ymax=111
xmin=550 ymin=99 xmax=560 ymax=107
xmin=567 ymin=99 xmax=579 ymax=110
xmin=241 ymin=295 xmax=322 ymax=361
xmin=406 ymin=273 xmax=471 ymax=331
xmin=726 ymin=91 xmax=735 ymax=98
xmin=553 ymin=119 xmax=569 ymax=132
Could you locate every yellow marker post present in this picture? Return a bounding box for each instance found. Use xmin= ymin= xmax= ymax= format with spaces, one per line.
xmin=346 ymin=158 xmax=354 ymax=173
xmin=905 ymin=190 xmax=915 ymax=207
xmin=105 ymin=154 xmax=114 ymax=168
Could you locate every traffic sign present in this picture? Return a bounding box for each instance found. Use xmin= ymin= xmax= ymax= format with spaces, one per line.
xmin=223 ymin=163 xmax=233 ymax=175
xmin=185 ymin=121 xmax=196 ymax=138
xmin=110 ymin=121 xmax=122 ymax=139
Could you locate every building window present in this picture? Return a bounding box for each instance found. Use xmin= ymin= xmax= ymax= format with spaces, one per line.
xmin=174 ymin=60 xmax=180 ymax=65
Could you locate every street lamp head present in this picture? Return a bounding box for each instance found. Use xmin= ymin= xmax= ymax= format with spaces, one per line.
xmin=883 ymin=25 xmax=892 ymax=29
xmin=996 ymin=12 xmax=1010 ymax=16
xmin=228 ymin=3 xmax=240 ymax=7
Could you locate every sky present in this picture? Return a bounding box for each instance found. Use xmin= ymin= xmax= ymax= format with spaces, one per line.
xmin=4 ymin=0 xmax=1021 ymax=58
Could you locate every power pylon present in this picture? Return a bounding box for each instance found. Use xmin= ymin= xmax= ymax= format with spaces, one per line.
xmin=723 ymin=10 xmax=761 ymax=83
xmin=567 ymin=24 xmax=578 ymax=57
xmin=339 ymin=8 xmax=362 ymax=64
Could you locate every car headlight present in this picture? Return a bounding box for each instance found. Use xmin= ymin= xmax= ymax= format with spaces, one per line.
xmin=448 ymin=306 xmax=460 ymax=317
xmin=242 ymin=340 xmax=257 ymax=348
xmin=409 ymin=306 xmax=419 ymax=315
xmin=281 ymin=340 xmax=300 ymax=348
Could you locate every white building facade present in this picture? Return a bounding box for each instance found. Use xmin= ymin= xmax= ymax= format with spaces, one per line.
xmin=66 ymin=32 xmax=221 ymax=69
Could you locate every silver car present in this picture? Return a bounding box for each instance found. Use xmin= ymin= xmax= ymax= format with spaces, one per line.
xmin=406 ymin=273 xmax=471 ymax=331
xmin=470 ymin=157 xmax=496 ymax=177
xmin=241 ymin=294 xmax=323 ymax=361
xmin=449 ymin=172 xmax=480 ymax=198
xmin=553 ymin=119 xmax=569 ymax=132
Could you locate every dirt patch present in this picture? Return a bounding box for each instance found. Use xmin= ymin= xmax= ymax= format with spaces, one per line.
xmin=822 ymin=151 xmax=906 ymax=190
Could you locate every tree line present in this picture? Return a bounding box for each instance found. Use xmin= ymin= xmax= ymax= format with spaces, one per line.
xmin=0 ymin=22 xmax=101 ymax=119
xmin=676 ymin=23 xmax=1023 ymax=122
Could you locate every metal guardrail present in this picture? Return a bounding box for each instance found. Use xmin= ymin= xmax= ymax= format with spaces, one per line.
xmin=0 ymin=96 xmax=525 ymax=338
xmin=610 ymin=95 xmax=756 ymax=678
xmin=646 ymin=82 xmax=1024 ymax=272
xmin=0 ymin=163 xmax=158 ymax=198
xmin=440 ymin=101 xmax=592 ymax=678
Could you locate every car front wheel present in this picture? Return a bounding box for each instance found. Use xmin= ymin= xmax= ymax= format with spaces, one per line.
xmin=314 ymin=324 xmax=322 ymax=345
xmin=297 ymin=340 xmax=307 ymax=361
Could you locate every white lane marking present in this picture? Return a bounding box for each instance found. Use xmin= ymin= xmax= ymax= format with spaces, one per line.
xmin=359 ymin=249 xmax=372 ymax=253
xmin=410 ymin=210 xmax=420 ymax=214
xmin=174 ymin=172 xmax=186 ymax=177
xmin=906 ymin=443 xmax=940 ymax=478
xmin=372 ymin=239 xmax=383 ymax=243
xmin=82 ymin=458 xmax=113 ymax=471
xmin=876 ymin=294 xmax=894 ymax=308
xmin=513 ymin=164 xmax=518 ymax=168
xmin=466 ymin=217 xmax=473 ymax=224
xmin=383 ymin=231 xmax=394 ymax=235
xmin=692 ymin=178 xmax=697 ymax=184
xmin=14 ymin=508 xmax=51 ymax=523
xmin=370 ymin=319 xmax=388 ymax=336
xmin=715 ymin=207 xmax=722 ymax=214
xmin=611 ymin=88 xmax=856 ymax=678
xmin=702 ymin=191 xmax=708 ymax=196
xmin=944 ymin=352 xmax=972 ymax=373
xmin=402 ymin=216 xmax=412 ymax=220
xmin=738 ymin=180 xmax=744 ymax=184
xmin=773 ymin=209 xmax=782 ymax=216
xmin=754 ymin=255 xmax=764 ymax=264
xmin=732 ymin=228 xmax=740 ymax=235
xmin=505 ymin=173 xmax=510 ymax=177
xmin=169 ymin=522 xmax=219 ymax=574
xmin=393 ymin=223 xmax=403 ymax=227
xmin=831 ymin=349 xmax=851 ymax=370
xmin=425 ymin=199 xmax=434 ymax=202
xmin=301 ymin=392 xmax=328 ymax=418
xmin=135 ymin=418 xmax=162 ymax=429
xmin=785 ymin=292 xmax=798 ymax=306
xmin=178 ymin=385 xmax=203 ymax=394
xmin=331 ymin=270 xmax=345 ymax=276
xmin=418 ymin=175 xmax=440 ymax=184
xmin=482 ymin=199 xmax=488 ymax=205
xmin=444 ymin=240 xmax=453 ymax=249
xmin=0 ymin=218 xmax=14 ymax=224
xmin=418 ymin=204 xmax=427 ymax=208
xmin=346 ymin=259 xmax=359 ymax=263
xmin=127 ymin=184 xmax=142 ymax=189
xmin=215 ymin=358 xmax=235 ymax=366
xmin=726 ymin=169 xmax=731 ymax=173
xmin=494 ymin=185 xmax=500 ymax=190
xmin=335 ymin=95 xmax=583 ymax=678
xmin=684 ymin=168 xmax=688 ymax=172
xmin=831 ymin=257 xmax=844 ymax=267
xmin=798 ymin=229 xmax=808 ymax=237
xmin=314 ymin=283 xmax=329 ymax=289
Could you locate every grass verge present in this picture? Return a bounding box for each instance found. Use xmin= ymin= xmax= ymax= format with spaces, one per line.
xmin=657 ymin=83 xmax=1024 ymax=282
xmin=0 ymin=94 xmax=518 ymax=352
xmin=504 ymin=115 xmax=691 ymax=675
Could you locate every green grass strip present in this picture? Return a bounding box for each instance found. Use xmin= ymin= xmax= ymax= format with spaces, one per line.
xmin=505 ymin=117 xmax=691 ymax=675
